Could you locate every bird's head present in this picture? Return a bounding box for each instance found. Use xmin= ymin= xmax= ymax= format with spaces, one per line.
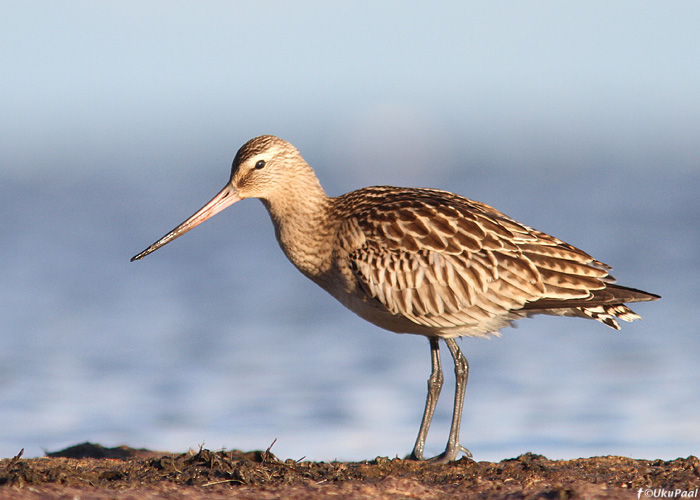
xmin=131 ymin=135 xmax=308 ymax=261
xmin=228 ymin=135 xmax=305 ymax=201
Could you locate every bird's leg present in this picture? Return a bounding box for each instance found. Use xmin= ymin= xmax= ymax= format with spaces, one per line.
xmin=409 ymin=337 xmax=443 ymax=461
xmin=429 ymin=338 xmax=472 ymax=464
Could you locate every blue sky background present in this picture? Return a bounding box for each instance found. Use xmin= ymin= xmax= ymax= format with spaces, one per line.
xmin=4 ymin=1 xmax=699 ymax=181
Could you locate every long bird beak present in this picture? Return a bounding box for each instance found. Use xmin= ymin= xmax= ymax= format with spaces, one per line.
xmin=131 ymin=183 xmax=241 ymax=261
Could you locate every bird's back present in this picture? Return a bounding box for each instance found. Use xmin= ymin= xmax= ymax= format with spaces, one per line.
xmin=322 ymin=186 xmax=657 ymax=338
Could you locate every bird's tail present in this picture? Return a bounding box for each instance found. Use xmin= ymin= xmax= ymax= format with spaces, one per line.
xmin=521 ymin=284 xmax=660 ymax=330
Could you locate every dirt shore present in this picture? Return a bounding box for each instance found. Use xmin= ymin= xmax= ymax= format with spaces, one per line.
xmin=0 ymin=443 xmax=697 ymax=499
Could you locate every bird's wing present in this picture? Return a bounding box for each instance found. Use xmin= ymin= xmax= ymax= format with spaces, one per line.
xmin=336 ymin=188 xmax=612 ymax=332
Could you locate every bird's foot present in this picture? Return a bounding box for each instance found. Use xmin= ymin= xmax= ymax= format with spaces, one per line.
xmin=426 ymin=444 xmax=472 ymax=464
xmin=407 ymin=444 xmax=472 ymax=463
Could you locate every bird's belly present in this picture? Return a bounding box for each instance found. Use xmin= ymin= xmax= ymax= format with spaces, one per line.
xmin=333 ymin=289 xmax=444 ymax=336
xmin=305 ymin=256 xmax=508 ymax=339
xmin=314 ymin=276 xmax=473 ymax=338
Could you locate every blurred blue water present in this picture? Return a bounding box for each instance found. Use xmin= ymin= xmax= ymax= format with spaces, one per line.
xmin=1 ymin=155 xmax=697 ymax=462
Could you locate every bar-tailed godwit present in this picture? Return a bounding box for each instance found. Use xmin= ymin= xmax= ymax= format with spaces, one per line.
xmin=132 ymin=135 xmax=659 ymax=463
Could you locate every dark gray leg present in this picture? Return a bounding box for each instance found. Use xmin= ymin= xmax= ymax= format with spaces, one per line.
xmin=409 ymin=337 xmax=443 ymax=461
xmin=429 ymin=338 xmax=471 ymax=463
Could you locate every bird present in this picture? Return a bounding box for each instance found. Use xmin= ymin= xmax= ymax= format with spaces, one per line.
xmin=131 ymin=134 xmax=659 ymax=463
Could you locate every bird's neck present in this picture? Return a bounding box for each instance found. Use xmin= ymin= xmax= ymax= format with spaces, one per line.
xmin=260 ymin=176 xmax=338 ymax=280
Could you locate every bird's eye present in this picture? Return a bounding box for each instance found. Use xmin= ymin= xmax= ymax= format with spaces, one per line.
xmin=255 ymin=160 xmax=266 ymax=170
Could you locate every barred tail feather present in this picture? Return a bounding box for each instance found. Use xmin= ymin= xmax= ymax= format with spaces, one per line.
xmin=579 ymin=304 xmax=641 ymax=330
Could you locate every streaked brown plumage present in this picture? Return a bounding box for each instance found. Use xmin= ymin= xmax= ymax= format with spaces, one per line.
xmin=132 ymin=134 xmax=659 ymax=463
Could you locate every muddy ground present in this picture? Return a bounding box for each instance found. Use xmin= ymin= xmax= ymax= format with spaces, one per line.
xmin=0 ymin=443 xmax=697 ymax=499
